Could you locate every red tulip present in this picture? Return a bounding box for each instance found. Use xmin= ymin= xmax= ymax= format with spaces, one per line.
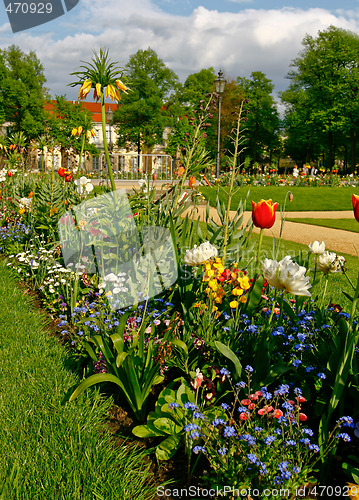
xmin=58 ymin=167 xmax=66 ymax=178
xmin=252 ymin=199 xmax=279 ymax=229
xmin=64 ymin=174 xmax=72 ymax=182
xmin=7 ymin=171 xmax=12 ymax=177
xmin=353 ymin=194 xmax=359 ymax=222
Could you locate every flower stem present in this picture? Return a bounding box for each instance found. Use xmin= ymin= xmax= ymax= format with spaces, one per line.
xmin=223 ymin=101 xmax=244 ymax=262
xmin=256 ymin=228 xmax=264 ymax=272
xmin=101 ymin=93 xmax=116 ymax=192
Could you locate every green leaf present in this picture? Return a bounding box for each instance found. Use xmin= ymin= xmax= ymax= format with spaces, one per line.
xmin=153 ymin=417 xmax=183 ymax=435
xmin=155 ymin=435 xmax=181 ymax=461
xmin=69 ymin=373 xmax=128 ymax=403
xmin=245 ymin=275 xmax=264 ymax=316
xmin=214 ymin=341 xmax=242 ymax=379
xmin=132 ymin=422 xmax=167 ymax=438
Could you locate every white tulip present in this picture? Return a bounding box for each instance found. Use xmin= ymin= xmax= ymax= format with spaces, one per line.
xmin=308 ymin=241 xmax=325 ymax=255
xmin=183 ymin=241 xmax=218 ymax=266
xmin=315 ymin=251 xmax=345 ymax=274
xmin=261 ymin=258 xmax=282 ymax=289
xmin=261 ymin=255 xmax=311 ymax=297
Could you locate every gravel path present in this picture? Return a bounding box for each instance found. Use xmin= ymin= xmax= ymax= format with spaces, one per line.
xmin=94 ymin=181 xmax=358 ymax=256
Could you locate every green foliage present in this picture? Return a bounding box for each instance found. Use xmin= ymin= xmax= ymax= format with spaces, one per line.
xmin=282 ymin=26 xmax=359 ymax=171
xmin=0 ymin=45 xmax=46 ymax=138
xmin=70 ymin=307 xmax=175 ymax=421
xmin=114 ymin=48 xmax=180 ymax=152
xmin=237 ymin=71 xmax=281 ymax=166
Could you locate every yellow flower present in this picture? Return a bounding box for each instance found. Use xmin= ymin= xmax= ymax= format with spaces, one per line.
xmin=19 ymin=207 xmax=25 ymax=214
xmin=50 ymin=206 xmax=58 ymax=216
xmin=232 ymin=287 xmax=243 ymax=297
xmin=78 ymin=79 xmax=92 ymax=99
xmin=78 ymin=220 xmax=87 ymax=229
xmin=77 ymin=126 xmax=83 ymax=135
xmin=106 ymin=83 xmax=121 ymax=101
xmin=86 ymin=129 xmax=96 ymax=140
xmin=229 ymin=300 xmax=238 ymax=309
xmin=94 ymin=82 xmax=102 ymax=101
xmin=71 ymin=128 xmax=78 ymax=136
xmin=105 ymin=291 xmax=113 ymax=297
xmin=239 ymin=275 xmax=250 ymax=290
xmin=115 ymin=79 xmax=130 ymax=93
xmin=203 ymin=268 xmax=215 ymax=281
xmin=208 ymin=279 xmax=218 ymax=291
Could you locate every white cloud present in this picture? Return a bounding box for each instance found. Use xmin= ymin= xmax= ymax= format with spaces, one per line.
xmin=0 ymin=2 xmax=358 ymax=101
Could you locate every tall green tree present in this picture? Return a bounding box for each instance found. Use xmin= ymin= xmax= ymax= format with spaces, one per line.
xmin=0 ymin=45 xmax=47 ymax=138
xmin=237 ymin=71 xmax=280 ymax=167
xmin=281 ymin=26 xmax=359 ymax=172
xmin=114 ymin=48 xmax=180 ymax=153
xmin=181 ymin=68 xmax=216 ymax=109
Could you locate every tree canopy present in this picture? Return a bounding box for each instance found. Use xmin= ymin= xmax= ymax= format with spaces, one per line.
xmin=0 ymin=45 xmax=47 ymax=139
xmin=281 ymin=26 xmax=359 ymax=171
xmin=113 ymin=47 xmax=180 ymax=152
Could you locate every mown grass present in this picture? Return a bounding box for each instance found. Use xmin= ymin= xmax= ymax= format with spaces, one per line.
xmin=287 ymin=218 xmax=359 ymax=233
xmin=0 ymin=261 xmax=158 ymax=500
xmin=200 ymin=186 xmax=358 ymax=211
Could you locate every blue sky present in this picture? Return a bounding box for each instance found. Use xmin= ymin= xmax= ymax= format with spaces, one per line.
xmin=0 ymin=0 xmax=359 ymax=102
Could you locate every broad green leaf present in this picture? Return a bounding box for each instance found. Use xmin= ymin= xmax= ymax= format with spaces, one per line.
xmin=153 ymin=417 xmax=183 ymax=435
xmin=156 ymin=435 xmax=181 ymax=461
xmin=214 ymin=341 xmax=242 ymax=379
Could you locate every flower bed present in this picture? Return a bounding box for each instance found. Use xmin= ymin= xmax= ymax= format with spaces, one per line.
xmin=0 ymin=164 xmax=358 ymax=498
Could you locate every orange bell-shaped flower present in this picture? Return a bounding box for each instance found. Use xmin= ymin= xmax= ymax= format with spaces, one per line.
xmin=189 ymin=176 xmax=196 ymax=188
xmin=252 ymin=199 xmax=279 ymax=229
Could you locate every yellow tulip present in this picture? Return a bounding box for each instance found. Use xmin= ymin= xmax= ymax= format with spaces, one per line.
xmin=78 ymin=79 xmax=92 ymax=99
xmin=229 ymin=300 xmax=239 ymax=309
xmin=71 ymin=128 xmax=78 ymax=136
xmin=77 ymin=126 xmax=83 ymax=135
xmin=232 ymin=287 xmax=243 ymax=297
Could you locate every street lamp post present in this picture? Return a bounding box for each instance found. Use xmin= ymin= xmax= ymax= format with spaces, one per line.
xmin=214 ymin=70 xmax=226 ymax=179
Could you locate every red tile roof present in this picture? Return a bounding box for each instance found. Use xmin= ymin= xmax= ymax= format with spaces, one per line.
xmin=44 ymin=100 xmax=118 ymax=124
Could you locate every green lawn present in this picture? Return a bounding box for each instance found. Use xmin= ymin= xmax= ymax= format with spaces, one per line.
xmin=0 ymin=261 xmax=157 ymax=500
xmin=287 ymin=218 xmax=359 ymax=233
xmin=200 ymin=185 xmax=358 ymax=211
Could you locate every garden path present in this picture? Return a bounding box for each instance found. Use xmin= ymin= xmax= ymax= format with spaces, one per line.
xmin=185 ymin=207 xmax=359 ymax=256
xmin=103 ymin=181 xmax=358 ymax=256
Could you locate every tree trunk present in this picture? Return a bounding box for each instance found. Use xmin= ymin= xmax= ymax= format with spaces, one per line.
xmin=350 ymin=128 xmax=356 ymax=175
